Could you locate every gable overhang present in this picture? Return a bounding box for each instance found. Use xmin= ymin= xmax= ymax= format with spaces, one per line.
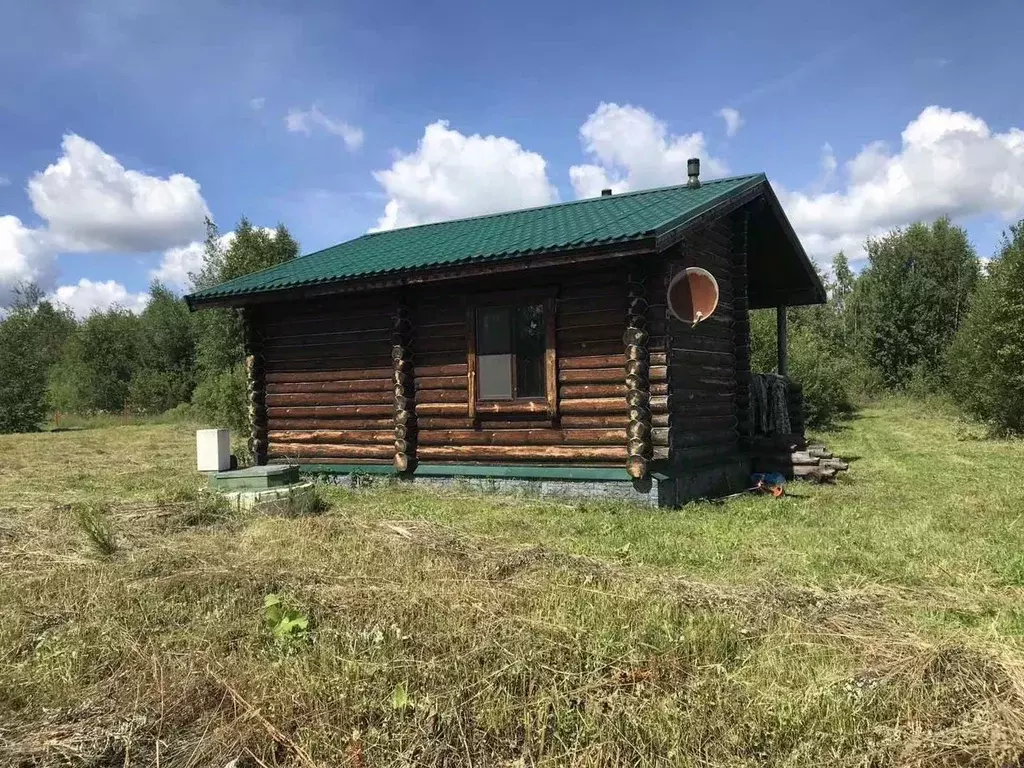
xmin=652 ymin=178 xmax=825 ymax=309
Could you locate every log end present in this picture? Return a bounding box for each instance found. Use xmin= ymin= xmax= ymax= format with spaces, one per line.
xmin=626 ymin=455 xmax=647 ymax=479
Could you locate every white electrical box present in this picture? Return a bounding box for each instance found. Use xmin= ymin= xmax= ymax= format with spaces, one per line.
xmin=196 ymin=428 xmax=231 ymax=472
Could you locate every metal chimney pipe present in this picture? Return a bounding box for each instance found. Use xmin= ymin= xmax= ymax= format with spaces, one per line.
xmin=601 ymin=188 xmax=613 ymax=197
xmin=687 ymin=158 xmax=701 ymax=188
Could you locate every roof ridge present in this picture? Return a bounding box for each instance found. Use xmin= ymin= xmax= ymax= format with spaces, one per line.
xmin=355 ymin=173 xmax=766 ymax=239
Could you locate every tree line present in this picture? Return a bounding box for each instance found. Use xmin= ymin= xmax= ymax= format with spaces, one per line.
xmin=752 ymin=216 xmax=1024 ymax=435
xmin=1 ymin=215 xmax=1022 ymax=437
xmin=0 ymin=218 xmax=298 ymax=435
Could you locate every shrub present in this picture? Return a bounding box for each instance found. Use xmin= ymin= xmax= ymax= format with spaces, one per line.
xmin=0 ymin=310 xmax=48 ymax=433
xmin=192 ymin=364 xmax=249 ymax=435
xmin=948 ymin=223 xmax=1024 ymax=435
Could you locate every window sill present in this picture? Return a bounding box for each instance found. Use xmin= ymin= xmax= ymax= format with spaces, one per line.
xmin=474 ymin=399 xmax=550 ymax=416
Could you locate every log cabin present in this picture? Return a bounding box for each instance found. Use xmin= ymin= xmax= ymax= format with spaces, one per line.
xmin=186 ymin=160 xmax=825 ymax=506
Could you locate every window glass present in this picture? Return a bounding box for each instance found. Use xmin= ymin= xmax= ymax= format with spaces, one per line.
xmin=514 ymin=304 xmax=545 ymax=398
xmin=478 ymin=353 xmax=513 ymax=399
xmin=477 ymin=306 xmax=511 ymax=355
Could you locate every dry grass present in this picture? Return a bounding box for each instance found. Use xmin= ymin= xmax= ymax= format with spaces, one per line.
xmin=2 ymin=402 xmax=1024 ymax=766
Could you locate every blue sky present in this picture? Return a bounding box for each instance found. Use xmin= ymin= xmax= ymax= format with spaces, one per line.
xmin=2 ymin=0 xmax=1023 ymax=315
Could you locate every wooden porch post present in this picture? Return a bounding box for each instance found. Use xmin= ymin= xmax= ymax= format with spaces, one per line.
xmin=776 ymin=303 xmax=788 ymax=378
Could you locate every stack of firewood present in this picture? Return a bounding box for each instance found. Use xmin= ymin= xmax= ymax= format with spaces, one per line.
xmin=749 ymin=434 xmax=850 ymax=483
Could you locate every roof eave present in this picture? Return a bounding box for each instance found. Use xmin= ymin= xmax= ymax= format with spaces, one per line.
xmin=185 ymin=237 xmax=659 ymax=310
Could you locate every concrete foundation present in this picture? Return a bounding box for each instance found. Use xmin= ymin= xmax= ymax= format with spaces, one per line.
xmin=220 ymin=480 xmax=317 ymax=511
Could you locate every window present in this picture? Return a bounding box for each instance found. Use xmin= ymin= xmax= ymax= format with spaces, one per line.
xmin=475 ymin=304 xmax=546 ymax=399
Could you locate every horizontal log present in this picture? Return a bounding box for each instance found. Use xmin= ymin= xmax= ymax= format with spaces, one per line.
xmin=557 ymin=365 xmax=667 ymax=384
xmin=672 ymin=389 xmax=736 ymax=405
xmin=414 ymin=321 xmax=464 ymax=337
xmin=268 ymin=430 xmax=394 ymax=445
xmin=266 ymin=392 xmax=392 ymax=407
xmin=559 ymin=352 xmax=665 ymax=370
xmin=268 ymin=443 xmax=394 ymax=459
xmin=671 ymin=429 xmax=738 ymax=448
xmin=264 ymin=339 xmax=389 ymax=361
xmin=415 ymin=418 xmax=555 ymax=430
xmin=266 ymin=368 xmax=395 ymax=384
xmin=267 ymin=418 xmax=395 ymax=430
xmin=415 ymin=389 xmax=469 ymax=404
xmin=650 ymin=395 xmax=668 ymax=414
xmin=266 ymin=379 xmax=392 ymax=395
xmin=416 ymin=375 xmax=469 ymax=390
xmin=417 ymin=445 xmax=628 ymax=462
xmin=415 ymin=334 xmax=468 ymax=354
xmin=560 ymin=415 xmax=631 ymax=429
xmin=557 ymin=339 xmax=625 ymax=358
xmin=264 ymin=313 xmax=394 ymax=338
xmin=669 ymin=443 xmax=741 ymax=466
xmin=670 ymin=336 xmax=735 ymax=354
xmin=263 ymin=328 xmax=391 ymax=348
xmin=416 ymin=429 xmax=625 ymax=446
xmin=415 ymin=402 xmax=470 ymax=417
xmin=558 ymin=323 xmax=625 ymax=345
xmin=265 ymin=356 xmax=393 ymax=372
xmin=267 ymin=405 xmax=394 ymax=418
xmin=559 ymin=397 xmax=627 ymax=415
xmin=561 ymin=383 xmax=625 ymax=398
xmin=556 ymin=308 xmax=623 ymax=329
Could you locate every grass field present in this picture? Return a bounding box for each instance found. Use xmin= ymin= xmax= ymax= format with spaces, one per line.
xmin=2 ymin=400 xmax=1024 ymax=766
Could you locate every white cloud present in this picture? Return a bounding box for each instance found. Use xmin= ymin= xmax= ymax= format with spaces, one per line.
xmin=48 ymin=278 xmax=150 ymax=318
xmin=782 ymin=106 xmax=1024 ymax=262
xmin=371 ymin=120 xmax=557 ymax=231
xmin=718 ymin=107 xmax=743 ymax=138
xmin=285 ymin=105 xmax=364 ymax=151
xmin=0 ymin=175 xmax=10 ymax=187
xmin=0 ymin=216 xmax=58 ymax=306
xmin=569 ymin=103 xmax=728 ymax=198
xmin=249 ymin=96 xmax=265 ymax=111
xmin=28 ymin=134 xmax=210 ymax=252
xmin=150 ymin=227 xmax=277 ymax=291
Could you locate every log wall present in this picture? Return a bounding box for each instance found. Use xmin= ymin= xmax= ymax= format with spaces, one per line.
xmin=664 ymin=213 xmax=748 ymax=477
xmin=256 ymin=264 xmax=672 ymax=468
xmin=262 ymin=293 xmax=398 ymax=464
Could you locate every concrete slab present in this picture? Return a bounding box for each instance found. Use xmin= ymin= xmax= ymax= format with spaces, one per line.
xmin=210 ymin=464 xmax=300 ymax=491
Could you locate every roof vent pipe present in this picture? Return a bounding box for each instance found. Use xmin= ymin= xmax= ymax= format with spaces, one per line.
xmin=601 ymin=188 xmax=612 ymax=197
xmin=687 ymin=158 xmax=701 ymax=188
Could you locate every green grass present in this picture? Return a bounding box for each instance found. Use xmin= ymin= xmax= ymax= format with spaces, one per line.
xmin=2 ymin=399 xmax=1024 ymax=766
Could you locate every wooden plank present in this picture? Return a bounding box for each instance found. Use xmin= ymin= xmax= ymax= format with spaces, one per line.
xmin=273 ymin=458 xmax=391 ymax=466
xmin=417 ymin=445 xmax=628 ymax=461
xmin=475 ymin=399 xmax=550 ymax=416
xmin=559 ymin=352 xmax=665 ymax=370
xmin=263 ymin=339 xmax=390 ymax=359
xmin=671 ymin=429 xmax=738 ymax=448
xmin=268 ymin=443 xmax=394 ymax=459
xmin=559 ymin=367 xmax=625 ymax=384
xmin=670 ymin=335 xmax=735 ymax=354
xmin=556 ymin=308 xmax=623 ymax=329
xmin=263 ymin=326 xmax=391 ymax=345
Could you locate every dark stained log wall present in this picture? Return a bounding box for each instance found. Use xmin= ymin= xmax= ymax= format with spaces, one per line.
xmin=263 ymin=292 xmax=398 ymax=464
xmin=665 ymin=213 xmax=746 ymax=471
xmin=259 ymin=264 xmax=671 ymax=467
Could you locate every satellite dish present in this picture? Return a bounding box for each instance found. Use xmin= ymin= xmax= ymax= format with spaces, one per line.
xmin=667 ymin=267 xmax=719 ymax=326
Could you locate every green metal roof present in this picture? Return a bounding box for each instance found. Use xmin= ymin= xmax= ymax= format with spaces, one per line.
xmin=187 ymin=173 xmax=766 ymax=304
